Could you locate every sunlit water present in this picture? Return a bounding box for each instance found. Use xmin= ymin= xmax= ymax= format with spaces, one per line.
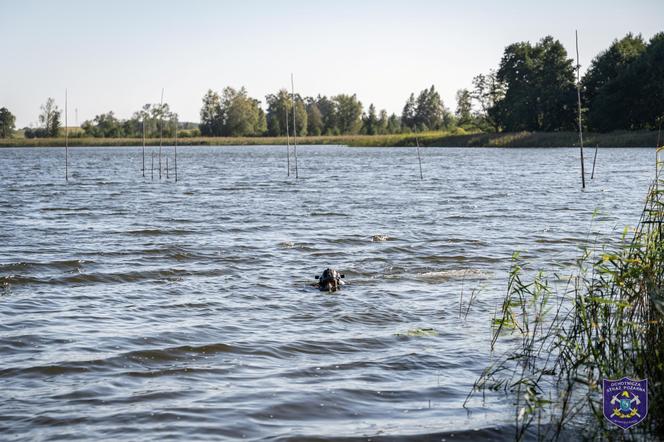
xmin=0 ymin=146 xmax=655 ymax=440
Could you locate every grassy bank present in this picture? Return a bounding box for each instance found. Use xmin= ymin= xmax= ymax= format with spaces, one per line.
xmin=0 ymin=130 xmax=660 ymax=148
xmin=469 ymin=177 xmax=664 ymax=439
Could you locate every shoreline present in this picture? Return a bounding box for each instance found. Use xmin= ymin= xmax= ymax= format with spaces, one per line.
xmin=0 ymin=130 xmax=660 ymax=148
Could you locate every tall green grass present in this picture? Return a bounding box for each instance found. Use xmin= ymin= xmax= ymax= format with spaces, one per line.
xmin=468 ymin=180 xmax=664 ymax=439
xmin=0 ymin=130 xmax=659 ymax=148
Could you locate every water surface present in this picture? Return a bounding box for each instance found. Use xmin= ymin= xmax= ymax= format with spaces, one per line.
xmin=0 ymin=146 xmax=655 ymax=440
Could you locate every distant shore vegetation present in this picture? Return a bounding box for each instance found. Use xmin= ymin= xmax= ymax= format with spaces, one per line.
xmin=1 ymin=130 xmax=660 ymax=149
xmin=1 ymin=32 xmax=662 ymax=145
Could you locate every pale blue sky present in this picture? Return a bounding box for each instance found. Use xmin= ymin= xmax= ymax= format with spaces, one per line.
xmin=1 ymin=0 xmax=662 ymax=127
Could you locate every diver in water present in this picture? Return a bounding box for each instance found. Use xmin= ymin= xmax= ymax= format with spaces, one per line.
xmin=315 ymin=268 xmax=345 ymax=292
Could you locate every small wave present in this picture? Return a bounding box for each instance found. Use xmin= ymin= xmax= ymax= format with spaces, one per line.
xmin=419 ymin=269 xmax=491 ymax=281
xmin=534 ymin=236 xmax=582 ymax=244
xmin=123 ymin=343 xmax=235 ymax=362
xmin=309 ymin=212 xmax=349 ymax=217
xmin=0 ymin=259 xmax=92 ymax=272
xmin=0 ymin=267 xmax=230 ymax=287
xmin=0 ymin=274 xmax=42 ymax=286
xmin=277 ymin=336 xmax=392 ymax=358
xmin=277 ymin=426 xmax=513 ymax=441
xmin=371 ymin=234 xmax=393 ymax=242
xmin=124 ymin=228 xmax=192 ymax=236
xmin=39 ymin=207 xmax=85 ymax=212
xmin=277 ymin=241 xmax=317 ymax=252
xmin=0 ymin=343 xmax=238 ymax=379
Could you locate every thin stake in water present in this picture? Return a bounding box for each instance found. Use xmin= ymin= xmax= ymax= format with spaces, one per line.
xmin=285 ymin=99 xmax=290 ymax=177
xmin=142 ymin=114 xmax=146 ymax=177
xmin=166 ymin=156 xmax=169 ymax=179
xmin=174 ymin=116 xmax=178 ymax=182
xmin=151 ymin=152 xmax=154 ymax=181
xmin=591 ymin=144 xmax=599 ymax=180
xmin=656 ymin=120 xmax=662 ymax=190
xmin=65 ymin=88 xmax=68 ymax=182
xmin=159 ymin=88 xmax=164 ymax=180
xmin=575 ymin=30 xmax=586 ymax=189
xmin=291 ymin=73 xmax=299 ymax=179
xmin=416 ymin=137 xmax=423 ymax=180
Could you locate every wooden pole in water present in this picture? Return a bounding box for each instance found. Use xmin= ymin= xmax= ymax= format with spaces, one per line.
xmin=65 ymin=88 xmax=68 ymax=182
xmin=291 ymin=73 xmax=299 ymax=179
xmin=142 ymin=115 xmax=146 ymax=177
xmin=285 ymin=99 xmax=290 ymax=177
xmin=166 ymin=156 xmax=169 ymax=179
xmin=416 ymin=137 xmax=423 ymax=180
xmin=151 ymin=152 xmax=154 ymax=180
xmin=174 ymin=117 xmax=178 ymax=182
xmin=159 ymin=88 xmax=164 ymax=180
xmin=591 ymin=145 xmax=598 ymax=179
xmin=575 ymin=30 xmax=586 ymax=189
xmin=656 ymin=120 xmax=662 ymax=189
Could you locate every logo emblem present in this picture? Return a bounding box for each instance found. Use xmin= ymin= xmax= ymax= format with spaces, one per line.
xmin=603 ymin=377 xmax=648 ymax=429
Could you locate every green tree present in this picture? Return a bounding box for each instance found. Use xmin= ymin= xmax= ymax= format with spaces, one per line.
xmin=493 ymin=36 xmax=576 ymax=131
xmin=119 ymin=103 xmax=176 ymax=138
xmin=39 ymin=97 xmax=61 ymax=136
xmin=306 ymin=99 xmax=323 ymax=136
xmin=629 ymin=33 xmax=664 ymax=129
xmin=221 ymin=87 xmax=264 ymax=137
xmin=401 ymin=93 xmax=416 ymax=131
xmin=333 ymin=94 xmax=363 ymax=134
xmin=199 ymin=89 xmax=224 ymax=136
xmin=124 ymin=105 xmax=149 ymax=137
xmin=471 ymin=70 xmax=505 ymax=131
xmin=387 ymin=113 xmax=401 ymax=134
xmin=266 ymin=90 xmax=290 ymax=136
xmin=377 ymin=109 xmax=389 ymax=135
xmin=583 ymin=34 xmax=645 ymax=113
xmin=266 ymin=89 xmax=306 ymax=137
xmin=583 ymin=33 xmax=657 ymax=131
xmin=256 ymin=107 xmax=268 ymax=135
xmin=316 ymin=95 xmax=338 ymax=135
xmin=414 ymin=85 xmax=447 ymax=131
xmin=290 ymin=93 xmax=307 ymax=137
xmin=0 ymin=107 xmax=16 ymax=138
xmin=362 ymin=103 xmax=379 ymax=135
xmin=536 ymin=36 xmax=577 ymax=131
xmin=455 ymin=89 xmax=473 ymax=127
xmin=81 ymin=111 xmax=124 ymax=137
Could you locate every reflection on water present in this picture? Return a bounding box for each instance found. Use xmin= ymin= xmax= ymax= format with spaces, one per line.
xmin=0 ymin=146 xmax=654 ymax=440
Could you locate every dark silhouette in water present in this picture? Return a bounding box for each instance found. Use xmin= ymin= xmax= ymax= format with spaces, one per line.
xmin=315 ymin=268 xmax=345 ymax=292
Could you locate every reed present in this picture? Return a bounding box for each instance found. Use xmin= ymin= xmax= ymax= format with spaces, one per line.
xmin=2 ymin=130 xmax=661 ymax=149
xmin=467 ymin=176 xmax=664 ymax=440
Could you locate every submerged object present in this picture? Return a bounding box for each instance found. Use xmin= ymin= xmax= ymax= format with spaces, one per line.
xmin=315 ymin=268 xmax=345 ymax=292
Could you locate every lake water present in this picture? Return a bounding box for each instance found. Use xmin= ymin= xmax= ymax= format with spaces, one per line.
xmin=0 ymin=146 xmax=656 ymax=440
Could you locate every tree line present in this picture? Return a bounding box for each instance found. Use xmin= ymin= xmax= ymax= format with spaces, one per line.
xmin=476 ymin=32 xmax=664 ymax=132
xmin=1 ymin=32 xmax=661 ymax=139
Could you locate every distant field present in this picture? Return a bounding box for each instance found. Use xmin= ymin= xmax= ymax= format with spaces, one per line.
xmin=0 ymin=130 xmax=661 ymax=148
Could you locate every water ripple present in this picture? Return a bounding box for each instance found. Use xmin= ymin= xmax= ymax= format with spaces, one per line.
xmin=0 ymin=146 xmax=653 ymax=440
